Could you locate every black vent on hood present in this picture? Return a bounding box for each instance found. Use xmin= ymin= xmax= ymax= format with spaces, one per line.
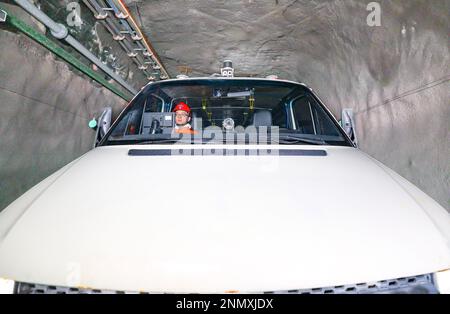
xmin=128 ymin=149 xmax=327 ymax=156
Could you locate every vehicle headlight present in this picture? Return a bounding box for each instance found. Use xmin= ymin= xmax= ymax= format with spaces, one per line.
xmin=435 ymin=269 xmax=450 ymax=294
xmin=0 ymin=278 xmax=15 ymax=294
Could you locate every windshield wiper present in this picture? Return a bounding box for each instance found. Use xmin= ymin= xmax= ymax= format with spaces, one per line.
xmin=275 ymin=135 xmax=327 ymax=145
xmin=118 ymin=134 xmax=327 ymax=146
xmin=133 ymin=138 xmax=197 ymax=145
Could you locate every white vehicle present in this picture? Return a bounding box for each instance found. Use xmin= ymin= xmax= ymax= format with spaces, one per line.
xmin=1 ymin=77 xmax=449 ymax=294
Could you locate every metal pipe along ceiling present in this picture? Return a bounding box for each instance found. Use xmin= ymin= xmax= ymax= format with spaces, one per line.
xmin=83 ymin=0 xmax=170 ymax=80
xmin=13 ymin=0 xmax=138 ymax=95
xmin=109 ymin=0 xmax=170 ymax=79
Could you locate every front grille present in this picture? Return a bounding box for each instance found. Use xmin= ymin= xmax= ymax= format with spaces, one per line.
xmin=15 ymin=273 xmax=438 ymax=294
xmin=261 ymin=273 xmax=438 ymax=294
xmin=14 ymin=283 xmax=136 ymax=294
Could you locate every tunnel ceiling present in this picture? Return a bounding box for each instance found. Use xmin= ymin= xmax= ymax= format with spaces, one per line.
xmin=124 ymin=0 xmax=336 ymax=79
xmin=124 ymin=0 xmax=449 ymax=83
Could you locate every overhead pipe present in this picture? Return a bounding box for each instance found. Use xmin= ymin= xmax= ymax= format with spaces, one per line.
xmin=93 ymin=19 xmax=150 ymax=75
xmin=117 ymin=40 xmax=151 ymax=73
xmin=103 ymin=23 xmax=149 ymax=71
xmin=109 ymin=0 xmax=170 ymax=79
xmin=82 ymin=0 xmax=107 ymax=20
xmin=83 ymin=1 xmax=147 ymax=71
xmin=103 ymin=18 xmax=125 ymax=41
xmin=13 ymin=0 xmax=137 ymax=95
xmin=84 ymin=0 xmax=161 ymax=79
xmin=0 ymin=5 xmax=131 ymax=101
xmin=94 ymin=0 xmax=161 ymax=74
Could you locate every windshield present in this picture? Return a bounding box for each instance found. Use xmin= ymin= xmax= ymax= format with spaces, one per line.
xmin=100 ymin=79 xmax=352 ymax=147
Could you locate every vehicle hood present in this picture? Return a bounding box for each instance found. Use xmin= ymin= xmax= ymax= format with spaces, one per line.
xmin=0 ymin=145 xmax=449 ymax=293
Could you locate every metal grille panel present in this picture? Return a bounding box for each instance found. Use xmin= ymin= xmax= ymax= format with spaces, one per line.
xmin=261 ymin=274 xmax=437 ymax=294
xmin=15 ymin=273 xmax=437 ymax=294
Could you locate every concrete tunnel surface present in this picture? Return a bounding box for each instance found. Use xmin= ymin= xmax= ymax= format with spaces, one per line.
xmin=0 ymin=0 xmax=449 ymax=211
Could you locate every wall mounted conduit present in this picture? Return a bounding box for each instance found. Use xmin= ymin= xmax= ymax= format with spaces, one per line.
xmin=82 ymin=0 xmax=170 ymax=81
xmin=13 ymin=0 xmax=137 ymax=95
xmin=0 ymin=5 xmax=132 ymax=101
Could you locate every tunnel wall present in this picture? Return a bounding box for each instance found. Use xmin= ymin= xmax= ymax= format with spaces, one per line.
xmin=294 ymin=0 xmax=449 ymax=211
xmin=0 ymin=5 xmax=126 ymax=211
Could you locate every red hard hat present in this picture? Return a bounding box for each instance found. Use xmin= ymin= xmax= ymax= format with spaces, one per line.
xmin=172 ymin=101 xmax=191 ymax=114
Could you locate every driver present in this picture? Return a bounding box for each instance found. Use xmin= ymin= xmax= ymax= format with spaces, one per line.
xmin=173 ymin=101 xmax=193 ymax=133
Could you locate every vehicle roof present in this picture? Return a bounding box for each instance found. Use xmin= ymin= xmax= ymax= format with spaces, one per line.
xmin=143 ymin=76 xmax=312 ymax=90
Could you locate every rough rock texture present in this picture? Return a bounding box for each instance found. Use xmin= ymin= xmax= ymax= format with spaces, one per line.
xmin=128 ymin=0 xmax=449 ymax=210
xmin=0 ymin=4 xmax=127 ymax=211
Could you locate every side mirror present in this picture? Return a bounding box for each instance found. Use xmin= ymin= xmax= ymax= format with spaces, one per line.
xmin=0 ymin=10 xmax=7 ymax=23
xmin=89 ymin=107 xmax=112 ymax=148
xmin=340 ymin=108 xmax=358 ymax=147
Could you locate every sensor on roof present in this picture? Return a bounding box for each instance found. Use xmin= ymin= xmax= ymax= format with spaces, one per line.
xmin=220 ymin=60 xmax=234 ymax=77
